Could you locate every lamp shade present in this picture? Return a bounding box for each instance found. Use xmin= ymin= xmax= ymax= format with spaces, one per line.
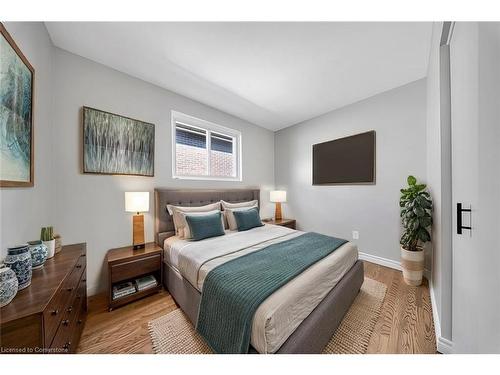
xmin=125 ymin=192 xmax=149 ymax=213
xmin=270 ymin=190 xmax=287 ymax=203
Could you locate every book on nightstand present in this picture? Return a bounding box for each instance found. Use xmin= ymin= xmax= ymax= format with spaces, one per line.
xmin=135 ymin=275 xmax=158 ymax=291
xmin=112 ymin=281 xmax=136 ymax=300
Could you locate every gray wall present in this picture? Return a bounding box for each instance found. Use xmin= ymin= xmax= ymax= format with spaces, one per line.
xmin=0 ymin=23 xmax=275 ymax=296
xmin=475 ymin=22 xmax=500 ymax=352
xmin=51 ymin=48 xmax=275 ymax=295
xmin=0 ymin=23 xmax=54 ymax=258
xmin=275 ymin=79 xmax=427 ymax=264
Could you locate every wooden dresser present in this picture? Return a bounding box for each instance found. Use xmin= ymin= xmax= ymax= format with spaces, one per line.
xmin=0 ymin=243 xmax=87 ymax=354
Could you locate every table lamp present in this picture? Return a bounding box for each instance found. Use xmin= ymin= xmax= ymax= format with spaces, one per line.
xmin=125 ymin=192 xmax=149 ymax=249
xmin=270 ymin=190 xmax=287 ymax=220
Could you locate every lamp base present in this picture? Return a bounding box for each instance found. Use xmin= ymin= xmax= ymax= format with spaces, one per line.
xmin=132 ymin=214 xmax=145 ymax=250
xmin=274 ymin=202 xmax=282 ymax=221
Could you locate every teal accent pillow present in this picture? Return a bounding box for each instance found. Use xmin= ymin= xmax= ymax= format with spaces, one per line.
xmin=185 ymin=212 xmax=225 ymax=241
xmin=233 ymin=208 xmax=264 ymax=231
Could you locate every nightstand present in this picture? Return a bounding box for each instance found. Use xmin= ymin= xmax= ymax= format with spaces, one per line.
xmin=106 ymin=242 xmax=163 ymax=311
xmin=263 ymin=218 xmax=296 ymax=230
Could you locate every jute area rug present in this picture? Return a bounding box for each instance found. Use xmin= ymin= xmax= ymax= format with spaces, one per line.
xmin=148 ymin=277 xmax=387 ymax=354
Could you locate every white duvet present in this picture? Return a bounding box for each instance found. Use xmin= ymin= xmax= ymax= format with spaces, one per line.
xmin=164 ymin=224 xmax=358 ymax=353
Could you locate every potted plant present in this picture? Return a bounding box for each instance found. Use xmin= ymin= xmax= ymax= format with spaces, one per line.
xmin=41 ymin=226 xmax=56 ymax=259
xmin=399 ymin=176 xmax=432 ymax=286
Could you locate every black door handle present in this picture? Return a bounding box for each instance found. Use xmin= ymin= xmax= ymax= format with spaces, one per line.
xmin=457 ymin=203 xmax=472 ymax=235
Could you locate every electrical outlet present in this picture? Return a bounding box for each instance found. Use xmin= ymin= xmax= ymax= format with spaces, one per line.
xmin=352 ymin=231 xmax=359 ymax=240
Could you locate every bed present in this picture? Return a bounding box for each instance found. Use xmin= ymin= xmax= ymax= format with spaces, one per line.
xmin=154 ymin=188 xmax=364 ymax=354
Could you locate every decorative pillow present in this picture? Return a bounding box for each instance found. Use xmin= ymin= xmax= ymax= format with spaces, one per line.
xmin=221 ymin=199 xmax=259 ymax=209
xmin=179 ymin=210 xmax=225 ymax=240
xmin=185 ymin=212 xmax=225 ymax=241
xmin=221 ymin=200 xmax=258 ymax=230
xmin=233 ymin=208 xmax=264 ymax=232
xmin=167 ymin=202 xmax=221 ymax=238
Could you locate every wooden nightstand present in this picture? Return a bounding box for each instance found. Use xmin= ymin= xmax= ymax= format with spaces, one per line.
xmin=263 ymin=218 xmax=296 ymax=230
xmin=106 ymin=242 xmax=163 ymax=311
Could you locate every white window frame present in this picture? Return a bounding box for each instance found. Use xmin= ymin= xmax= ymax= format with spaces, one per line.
xmin=171 ymin=110 xmax=242 ymax=181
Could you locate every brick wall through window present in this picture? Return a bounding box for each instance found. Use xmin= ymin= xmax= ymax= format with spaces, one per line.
xmin=172 ymin=112 xmax=240 ymax=179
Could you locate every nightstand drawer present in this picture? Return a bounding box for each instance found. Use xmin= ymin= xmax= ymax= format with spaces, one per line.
xmin=110 ymin=254 xmax=161 ymax=283
xmin=264 ymin=219 xmax=296 ymax=230
xmin=282 ymin=221 xmax=296 ymax=229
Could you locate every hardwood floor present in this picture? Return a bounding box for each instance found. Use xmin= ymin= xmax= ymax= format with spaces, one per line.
xmin=77 ymin=261 xmax=437 ymax=354
xmin=363 ymin=262 xmax=436 ymax=354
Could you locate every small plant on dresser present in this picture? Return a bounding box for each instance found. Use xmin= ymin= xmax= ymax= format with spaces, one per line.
xmin=41 ymin=226 xmax=56 ymax=259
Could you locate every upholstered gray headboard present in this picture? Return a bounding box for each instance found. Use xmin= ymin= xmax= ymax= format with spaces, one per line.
xmin=154 ymin=188 xmax=260 ymax=247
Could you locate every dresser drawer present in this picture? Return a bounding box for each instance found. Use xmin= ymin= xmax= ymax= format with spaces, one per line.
xmin=43 ymin=288 xmax=68 ymax=346
xmin=71 ymin=294 xmax=87 ymax=351
xmin=50 ymin=290 xmax=83 ymax=353
xmin=74 ymin=274 xmax=87 ymax=311
xmin=111 ymin=254 xmax=161 ymax=283
xmin=63 ymin=256 xmax=85 ymax=292
xmin=43 ymin=257 xmax=85 ymax=347
xmin=64 ymin=274 xmax=86 ymax=319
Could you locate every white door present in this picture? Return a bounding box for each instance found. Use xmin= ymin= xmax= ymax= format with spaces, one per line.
xmin=450 ymin=22 xmax=500 ymax=353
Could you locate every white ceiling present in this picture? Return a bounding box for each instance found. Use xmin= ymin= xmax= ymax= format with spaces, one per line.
xmin=45 ymin=22 xmax=432 ymax=131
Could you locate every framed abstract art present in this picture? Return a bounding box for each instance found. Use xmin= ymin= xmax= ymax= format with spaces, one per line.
xmin=0 ymin=23 xmax=35 ymax=187
xmin=82 ymin=106 xmax=155 ymax=177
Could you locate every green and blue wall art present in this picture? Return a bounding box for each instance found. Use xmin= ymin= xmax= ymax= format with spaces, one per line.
xmin=0 ymin=24 xmax=34 ymax=187
xmin=82 ymin=107 xmax=155 ymax=177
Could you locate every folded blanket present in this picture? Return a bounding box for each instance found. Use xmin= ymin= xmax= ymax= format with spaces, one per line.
xmin=196 ymin=232 xmax=347 ymax=353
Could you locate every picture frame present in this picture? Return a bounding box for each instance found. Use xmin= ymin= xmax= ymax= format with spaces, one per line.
xmin=0 ymin=23 xmax=35 ymax=187
xmin=82 ymin=106 xmax=155 ymax=177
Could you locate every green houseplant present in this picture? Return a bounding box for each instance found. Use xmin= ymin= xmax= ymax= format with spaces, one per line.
xmin=399 ymin=176 xmax=432 ymax=286
xmin=41 ymin=226 xmax=56 ymax=259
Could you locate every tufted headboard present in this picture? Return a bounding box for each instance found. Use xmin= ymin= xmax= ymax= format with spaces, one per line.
xmin=154 ymin=188 xmax=260 ymax=247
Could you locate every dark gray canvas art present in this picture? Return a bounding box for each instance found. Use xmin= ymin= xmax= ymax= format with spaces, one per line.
xmin=83 ymin=107 xmax=154 ymax=176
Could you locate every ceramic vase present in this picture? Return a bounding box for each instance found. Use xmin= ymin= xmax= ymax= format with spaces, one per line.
xmin=28 ymin=240 xmax=48 ymax=270
xmin=4 ymin=245 xmax=32 ymax=290
xmin=43 ymin=239 xmax=56 ymax=259
xmin=0 ymin=263 xmax=18 ymax=307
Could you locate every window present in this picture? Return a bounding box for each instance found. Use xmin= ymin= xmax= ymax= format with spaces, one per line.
xmin=172 ymin=111 xmax=242 ymax=180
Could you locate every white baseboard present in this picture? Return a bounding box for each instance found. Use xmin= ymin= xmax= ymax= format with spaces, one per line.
xmin=429 ymin=277 xmax=454 ymax=354
xmin=358 ymin=252 xmax=401 ymax=271
xmin=437 ymin=336 xmax=454 ymax=354
xmin=359 ymin=252 xmax=431 ymax=280
xmin=429 ymin=279 xmax=441 ymax=335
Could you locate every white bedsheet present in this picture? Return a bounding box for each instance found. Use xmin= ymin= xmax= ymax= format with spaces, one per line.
xmin=163 ymin=224 xmax=358 ymax=353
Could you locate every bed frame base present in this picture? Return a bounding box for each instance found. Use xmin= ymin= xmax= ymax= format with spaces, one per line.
xmin=163 ymin=260 xmax=364 ymax=354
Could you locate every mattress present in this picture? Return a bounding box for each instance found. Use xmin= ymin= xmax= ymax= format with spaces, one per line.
xmin=163 ymin=224 xmax=358 ymax=353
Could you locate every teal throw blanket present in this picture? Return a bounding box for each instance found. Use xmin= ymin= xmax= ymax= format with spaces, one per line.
xmin=196 ymin=232 xmax=347 ymax=353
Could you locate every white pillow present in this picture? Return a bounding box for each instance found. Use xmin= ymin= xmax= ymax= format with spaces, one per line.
xmin=179 ymin=210 xmax=225 ymax=240
xmin=221 ymin=200 xmax=258 ymax=209
xmin=221 ymin=200 xmax=259 ymax=230
xmin=167 ymin=202 xmax=221 ymax=238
